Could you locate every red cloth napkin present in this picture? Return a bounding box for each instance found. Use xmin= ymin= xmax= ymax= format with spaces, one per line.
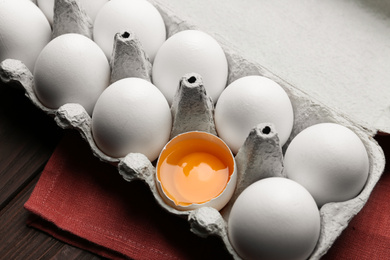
xmin=24 ymin=131 xmax=231 ymax=260
xmin=25 ymin=131 xmax=390 ymax=259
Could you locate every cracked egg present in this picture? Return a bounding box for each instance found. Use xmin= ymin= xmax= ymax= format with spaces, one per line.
xmin=156 ymin=131 xmax=237 ymax=211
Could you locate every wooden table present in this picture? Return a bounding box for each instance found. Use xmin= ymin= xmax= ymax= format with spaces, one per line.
xmin=0 ymin=83 xmax=104 ymax=259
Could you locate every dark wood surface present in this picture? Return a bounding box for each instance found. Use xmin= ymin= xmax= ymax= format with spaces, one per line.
xmin=0 ymin=83 xmax=103 ymax=259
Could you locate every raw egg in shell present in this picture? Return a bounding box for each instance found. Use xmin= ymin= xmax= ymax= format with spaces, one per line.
xmin=228 ymin=177 xmax=321 ymax=260
xmin=214 ymin=75 xmax=294 ymax=154
xmin=91 ymin=77 xmax=172 ymax=161
xmin=152 ymin=30 xmax=228 ymax=105
xmin=284 ymin=123 xmax=370 ymax=207
xmin=93 ymin=0 xmax=166 ymax=62
xmin=0 ymin=0 xmax=51 ymax=72
xmin=156 ymin=131 xmax=237 ymax=211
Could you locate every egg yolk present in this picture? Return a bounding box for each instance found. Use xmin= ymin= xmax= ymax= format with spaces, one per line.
xmin=157 ymin=138 xmax=233 ymax=206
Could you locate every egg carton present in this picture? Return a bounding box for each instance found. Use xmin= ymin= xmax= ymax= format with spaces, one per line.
xmin=0 ymin=0 xmax=385 ymax=259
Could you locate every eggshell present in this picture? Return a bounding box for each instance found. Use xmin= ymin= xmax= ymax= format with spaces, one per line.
xmin=284 ymin=123 xmax=370 ymax=207
xmin=91 ymin=78 xmax=172 ymax=161
xmin=0 ymin=0 xmax=51 ymax=72
xmin=156 ymin=131 xmax=237 ymax=211
xmin=93 ymin=0 xmax=166 ymax=61
xmin=37 ymin=0 xmax=108 ymax=25
xmin=214 ymin=75 xmax=294 ymax=154
xmin=33 ymin=33 xmax=110 ymax=115
xmin=152 ymin=29 xmax=228 ymax=105
xmin=228 ymin=177 xmax=321 ymax=260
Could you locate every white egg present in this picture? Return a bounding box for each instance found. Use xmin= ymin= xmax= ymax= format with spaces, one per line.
xmin=152 ymin=30 xmax=228 ymax=105
xmin=228 ymin=177 xmax=321 ymax=260
xmin=0 ymin=0 xmax=51 ymax=72
xmin=284 ymin=123 xmax=370 ymax=207
xmin=91 ymin=78 xmax=172 ymax=161
xmin=37 ymin=0 xmax=108 ymax=25
xmin=93 ymin=0 xmax=166 ymax=62
xmin=214 ymin=75 xmax=294 ymax=154
xmin=33 ymin=33 xmax=110 ymax=115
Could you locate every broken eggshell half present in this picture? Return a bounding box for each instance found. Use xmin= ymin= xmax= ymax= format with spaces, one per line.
xmin=155 ymin=131 xmax=237 ymax=211
xmin=0 ymin=0 xmax=386 ymax=259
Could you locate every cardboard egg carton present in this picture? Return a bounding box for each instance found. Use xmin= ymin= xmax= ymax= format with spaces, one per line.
xmin=0 ymin=0 xmax=385 ymax=259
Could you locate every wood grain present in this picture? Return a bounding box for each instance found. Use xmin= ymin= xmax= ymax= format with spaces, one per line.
xmin=0 ymin=82 xmax=103 ymax=259
xmin=0 ymin=175 xmax=103 ymax=259
xmin=0 ymin=84 xmax=62 ymax=208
